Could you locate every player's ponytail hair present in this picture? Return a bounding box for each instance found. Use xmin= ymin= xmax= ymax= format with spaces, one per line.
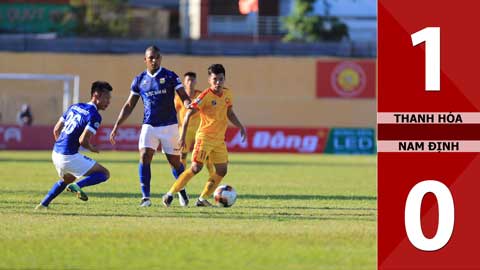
xmin=208 ymin=64 xmax=226 ymax=76
xmin=91 ymin=81 xmax=113 ymax=97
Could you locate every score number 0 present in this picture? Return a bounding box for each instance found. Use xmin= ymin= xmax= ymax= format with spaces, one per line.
xmin=403 ymin=27 xmax=454 ymax=251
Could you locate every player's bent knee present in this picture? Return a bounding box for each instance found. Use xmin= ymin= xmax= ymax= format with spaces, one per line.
xmin=191 ymin=167 xmax=202 ymax=174
xmin=166 ymin=154 xmax=182 ymax=167
xmin=140 ymin=149 xmax=154 ymax=164
xmin=216 ymin=169 xmax=227 ymax=177
xmin=63 ymin=174 xmax=76 ymax=183
xmin=191 ymin=164 xmax=203 ymax=174
xmin=214 ymin=164 xmax=228 ymax=177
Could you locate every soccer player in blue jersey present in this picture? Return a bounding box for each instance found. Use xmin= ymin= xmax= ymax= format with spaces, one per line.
xmin=35 ymin=81 xmax=113 ymax=210
xmin=109 ymin=45 xmax=191 ymax=207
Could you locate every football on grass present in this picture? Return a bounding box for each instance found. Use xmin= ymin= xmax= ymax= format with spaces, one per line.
xmin=214 ymin=185 xmax=237 ymax=207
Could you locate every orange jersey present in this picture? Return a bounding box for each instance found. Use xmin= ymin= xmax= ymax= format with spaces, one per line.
xmin=175 ymin=90 xmax=202 ymax=131
xmin=191 ymin=87 xmax=233 ymax=142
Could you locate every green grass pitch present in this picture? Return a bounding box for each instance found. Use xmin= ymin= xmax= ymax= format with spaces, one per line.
xmin=0 ymin=151 xmax=376 ymax=270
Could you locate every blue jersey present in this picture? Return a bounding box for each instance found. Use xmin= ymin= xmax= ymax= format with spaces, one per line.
xmin=53 ymin=103 xmax=102 ymax=155
xmin=131 ymin=67 xmax=183 ymax=127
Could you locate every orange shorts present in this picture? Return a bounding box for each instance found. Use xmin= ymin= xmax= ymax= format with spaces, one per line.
xmin=192 ymin=138 xmax=228 ymax=164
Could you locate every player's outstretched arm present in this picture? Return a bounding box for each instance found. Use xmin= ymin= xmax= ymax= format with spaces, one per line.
xmin=79 ymin=129 xmax=99 ymax=153
xmin=53 ymin=118 xmax=64 ymax=141
xmin=227 ymin=107 xmax=247 ymax=142
xmin=110 ymin=93 xmax=139 ymax=145
xmin=176 ymin=87 xmax=192 ymax=108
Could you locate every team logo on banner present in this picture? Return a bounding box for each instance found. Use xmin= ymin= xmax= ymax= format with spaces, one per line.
xmin=316 ymin=60 xmax=375 ymax=98
xmin=331 ymin=61 xmax=367 ymax=97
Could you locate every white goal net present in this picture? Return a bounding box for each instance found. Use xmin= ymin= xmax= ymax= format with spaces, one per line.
xmin=0 ymin=73 xmax=79 ymax=125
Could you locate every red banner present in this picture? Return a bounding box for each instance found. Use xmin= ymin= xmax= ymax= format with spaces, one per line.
xmin=92 ymin=126 xmax=140 ymax=151
xmin=225 ymin=127 xmax=329 ymax=153
xmin=0 ymin=125 xmax=54 ymax=150
xmin=0 ymin=125 xmax=330 ymax=154
xmin=316 ymin=60 xmax=376 ymax=98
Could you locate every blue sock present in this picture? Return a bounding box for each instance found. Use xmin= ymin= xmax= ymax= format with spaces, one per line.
xmin=171 ymin=163 xmax=185 ymax=179
xmin=76 ymin=172 xmax=108 ymax=188
xmin=40 ymin=180 xmax=67 ymax=206
xmin=139 ymin=163 xmax=151 ymax=198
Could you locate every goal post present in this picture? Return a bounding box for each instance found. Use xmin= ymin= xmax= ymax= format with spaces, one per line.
xmin=0 ymin=73 xmax=80 ymax=112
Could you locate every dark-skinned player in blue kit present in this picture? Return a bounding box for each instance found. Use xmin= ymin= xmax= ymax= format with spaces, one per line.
xmin=109 ymin=46 xmax=192 ymax=207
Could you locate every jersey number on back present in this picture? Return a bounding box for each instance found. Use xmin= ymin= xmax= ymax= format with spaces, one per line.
xmin=63 ymin=111 xmax=82 ymax=135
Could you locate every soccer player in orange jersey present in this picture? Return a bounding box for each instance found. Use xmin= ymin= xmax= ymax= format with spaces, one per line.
xmin=175 ymin=72 xmax=216 ymax=179
xmin=163 ymin=64 xmax=247 ymax=207
xmin=175 ymin=72 xmax=202 ymax=166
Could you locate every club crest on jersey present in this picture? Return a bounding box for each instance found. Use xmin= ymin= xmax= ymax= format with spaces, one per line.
xmin=211 ymin=100 xmax=217 ymax=106
xmin=159 ymin=78 xmax=165 ymax=84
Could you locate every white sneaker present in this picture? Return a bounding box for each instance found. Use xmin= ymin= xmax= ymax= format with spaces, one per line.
xmin=139 ymin=198 xmax=152 ymax=207
xmin=162 ymin=194 xmax=173 ymax=207
xmin=178 ymin=189 xmax=189 ymax=207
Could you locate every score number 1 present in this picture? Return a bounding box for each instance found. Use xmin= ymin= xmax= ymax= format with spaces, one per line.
xmin=403 ymin=27 xmax=454 ymax=251
xmin=411 ymin=27 xmax=440 ymax=91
